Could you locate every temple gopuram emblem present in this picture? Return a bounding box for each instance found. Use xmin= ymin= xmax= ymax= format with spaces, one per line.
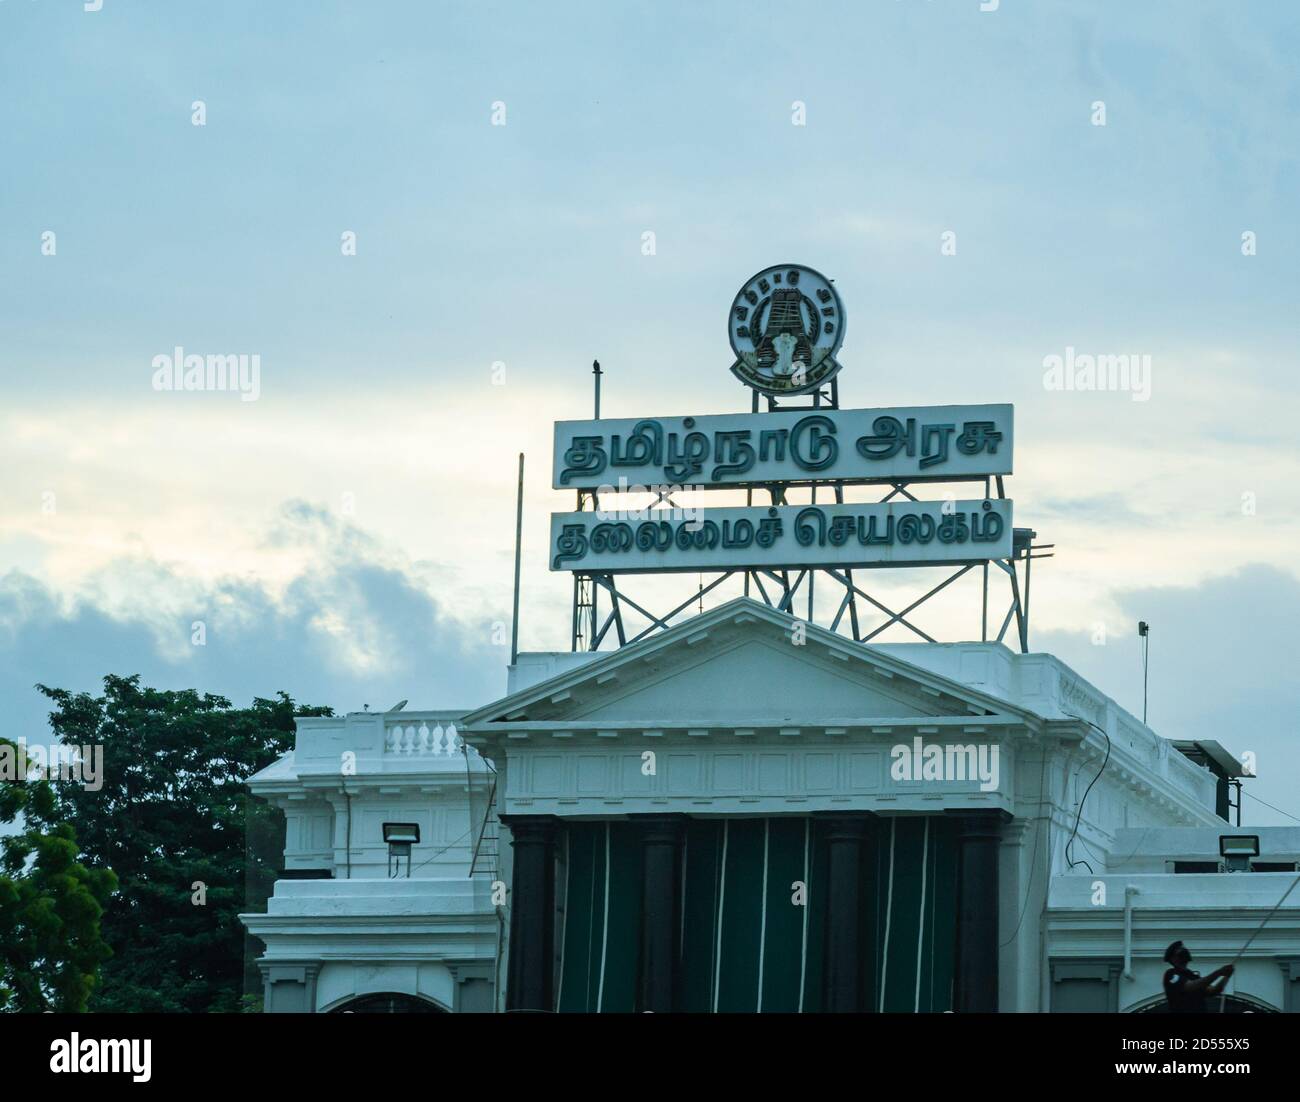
xmin=728 ymin=263 xmax=846 ymax=396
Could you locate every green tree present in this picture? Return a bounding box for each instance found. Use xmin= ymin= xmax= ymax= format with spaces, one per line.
xmin=0 ymin=738 xmax=116 ymax=1012
xmin=32 ymin=676 xmax=331 ymax=1013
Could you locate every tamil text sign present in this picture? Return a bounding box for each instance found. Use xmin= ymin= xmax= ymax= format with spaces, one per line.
xmin=553 ymin=404 xmax=1012 ymax=490
xmin=550 ymin=499 xmax=1013 ymax=573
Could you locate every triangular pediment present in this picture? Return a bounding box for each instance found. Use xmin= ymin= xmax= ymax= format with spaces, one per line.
xmin=462 ymin=598 xmax=1029 ymax=732
xmin=571 ymin=636 xmax=949 ymax=723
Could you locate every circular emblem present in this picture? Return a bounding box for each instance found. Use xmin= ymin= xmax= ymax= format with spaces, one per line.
xmin=728 ymin=263 xmax=845 ymax=396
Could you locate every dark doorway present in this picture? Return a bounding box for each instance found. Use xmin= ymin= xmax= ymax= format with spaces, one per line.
xmin=330 ymin=993 xmax=444 ymax=1013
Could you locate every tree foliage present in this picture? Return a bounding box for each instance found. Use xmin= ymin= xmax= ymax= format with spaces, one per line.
xmin=0 ymin=739 xmax=116 ymax=1012
xmin=30 ymin=675 xmax=331 ymax=1013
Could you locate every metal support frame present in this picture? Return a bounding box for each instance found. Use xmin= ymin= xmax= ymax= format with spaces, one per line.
xmin=571 ymin=547 xmax=1043 ymax=653
xmin=567 ymin=366 xmax=1051 ymax=654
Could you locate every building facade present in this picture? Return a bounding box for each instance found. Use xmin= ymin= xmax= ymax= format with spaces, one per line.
xmin=242 ymin=712 xmax=498 ymax=1013
xmin=242 ymin=599 xmax=1300 ymax=1012
xmin=241 ymin=264 xmax=1300 ymax=1012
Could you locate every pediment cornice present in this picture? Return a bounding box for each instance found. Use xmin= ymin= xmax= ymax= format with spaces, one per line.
xmin=462 ymin=597 xmax=1038 ymax=734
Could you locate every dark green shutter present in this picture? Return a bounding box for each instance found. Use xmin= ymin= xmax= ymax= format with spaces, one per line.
xmin=679 ymin=820 xmax=723 ymax=1012
xmin=556 ymin=821 xmax=642 ymax=1012
xmin=760 ymin=817 xmax=811 ymax=1011
xmin=871 ymin=815 xmax=958 ymax=1012
xmin=556 ymin=814 xmax=958 ymax=1013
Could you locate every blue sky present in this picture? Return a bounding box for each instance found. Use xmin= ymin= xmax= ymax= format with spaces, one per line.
xmin=2 ymin=2 xmax=1298 ymax=822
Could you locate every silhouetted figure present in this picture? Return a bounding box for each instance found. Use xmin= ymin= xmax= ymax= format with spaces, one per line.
xmin=1162 ymin=941 xmax=1233 ymax=1013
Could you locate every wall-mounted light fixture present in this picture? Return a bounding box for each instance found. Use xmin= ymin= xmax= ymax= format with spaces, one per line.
xmin=383 ymin=822 xmax=420 ymax=879
xmin=1219 ymin=834 xmax=1260 ymax=872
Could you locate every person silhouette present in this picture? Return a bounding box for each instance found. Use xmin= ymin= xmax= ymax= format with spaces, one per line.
xmin=1162 ymin=941 xmax=1233 ymax=1013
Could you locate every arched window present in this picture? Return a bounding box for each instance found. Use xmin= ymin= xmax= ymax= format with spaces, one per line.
xmin=329 ymin=992 xmax=445 ymax=1013
xmin=1127 ymin=992 xmax=1278 ymax=1014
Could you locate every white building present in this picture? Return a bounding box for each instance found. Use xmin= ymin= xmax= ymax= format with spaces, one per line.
xmin=242 ymin=598 xmax=1300 ymax=1013
xmin=241 ymin=265 xmax=1300 ymax=1012
xmin=242 ymin=711 xmax=499 ymax=1013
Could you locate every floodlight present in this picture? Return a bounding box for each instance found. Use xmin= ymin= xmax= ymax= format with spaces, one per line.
xmin=1219 ymin=834 xmax=1259 ymax=872
xmin=383 ymin=822 xmax=420 ymax=878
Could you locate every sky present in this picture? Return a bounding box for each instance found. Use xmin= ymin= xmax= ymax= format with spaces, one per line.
xmin=1 ymin=1 xmax=1298 ymax=823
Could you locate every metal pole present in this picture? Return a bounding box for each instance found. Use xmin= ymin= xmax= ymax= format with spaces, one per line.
xmin=1007 ymin=559 xmax=1029 ymax=654
xmin=744 ymin=493 xmax=752 ymax=597
xmin=1143 ymin=633 xmax=1149 ymax=725
xmin=744 ymin=388 xmax=757 ymax=601
xmin=835 ymin=481 xmax=860 ymax=641
xmin=571 ymin=576 xmax=580 ymax=652
xmin=1023 ymin=546 xmax=1032 ymax=651
xmin=510 ymin=452 xmax=525 ymax=665
xmin=1217 ymin=870 xmax=1300 ymax=1013
xmin=591 ymin=361 xmax=602 ymax=645
xmin=808 ymin=484 xmax=815 ymax=621
xmin=981 ymin=561 xmax=989 ymax=643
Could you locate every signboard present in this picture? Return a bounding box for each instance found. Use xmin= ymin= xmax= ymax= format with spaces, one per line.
xmin=553 ymin=404 xmax=1013 ymax=491
xmin=550 ymin=499 xmax=1012 ymax=574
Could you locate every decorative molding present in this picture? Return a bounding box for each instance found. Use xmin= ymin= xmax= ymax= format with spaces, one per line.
xmin=499 ymin=741 xmax=1014 ymax=816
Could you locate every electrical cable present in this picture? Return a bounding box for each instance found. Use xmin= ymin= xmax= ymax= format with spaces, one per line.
xmin=1076 ymin=834 xmax=1110 ymax=867
xmin=1063 ymin=714 xmax=1112 ymax=874
xmin=409 ymin=828 xmax=473 ymax=875
xmin=1000 ymin=748 xmax=1050 ymax=947
xmin=1215 ymin=870 xmax=1300 ymax=1013
xmin=1037 ymin=715 xmax=1300 ymax=1010
xmin=1225 ymin=873 xmax=1300 ymax=969
xmin=1243 ymin=790 xmax=1300 ymax=826
xmin=343 ymin=785 xmax=352 ymax=879
xmin=1092 ymin=826 xmax=1152 ymax=870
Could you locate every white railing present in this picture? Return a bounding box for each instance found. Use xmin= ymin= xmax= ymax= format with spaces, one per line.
xmin=383 ymin=718 xmax=462 ymax=756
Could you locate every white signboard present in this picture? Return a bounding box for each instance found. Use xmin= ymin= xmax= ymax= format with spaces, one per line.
xmin=553 ymin=404 xmax=1012 ymax=491
xmin=550 ymin=499 xmax=1013 ymax=574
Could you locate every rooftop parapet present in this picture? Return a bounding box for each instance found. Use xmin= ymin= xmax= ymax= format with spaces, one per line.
xmin=247 ymin=709 xmax=492 ymax=791
xmin=873 ymin=641 xmax=1220 ymax=811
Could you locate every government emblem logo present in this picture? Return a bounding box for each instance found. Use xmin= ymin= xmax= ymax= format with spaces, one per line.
xmin=728 ymin=263 xmax=846 ymax=396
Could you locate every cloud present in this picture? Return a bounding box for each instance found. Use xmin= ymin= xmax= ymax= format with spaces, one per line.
xmin=0 ymin=502 xmax=508 ymax=745
xmin=3 ymin=498 xmax=1298 ymax=836
xmin=1034 ymin=493 xmax=1151 ymax=526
